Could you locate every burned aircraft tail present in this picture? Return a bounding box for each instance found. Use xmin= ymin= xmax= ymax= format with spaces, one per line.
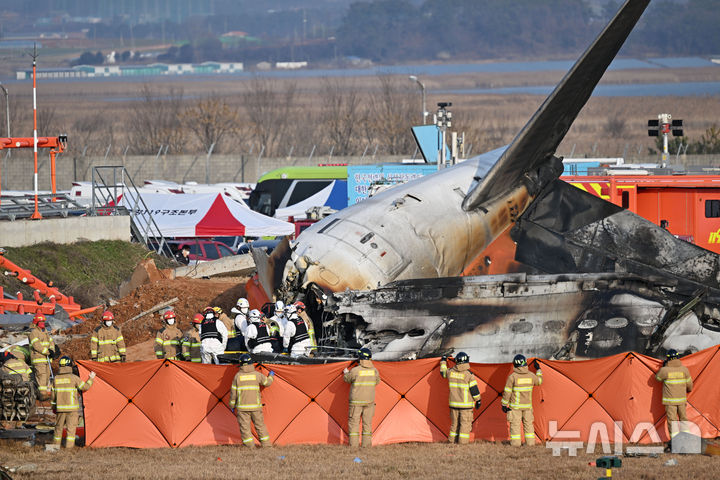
xmin=462 ymin=0 xmax=651 ymax=211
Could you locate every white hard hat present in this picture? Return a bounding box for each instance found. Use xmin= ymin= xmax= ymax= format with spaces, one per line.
xmin=249 ymin=309 xmax=262 ymax=322
xmin=236 ymin=298 xmax=249 ymax=309
xmin=284 ymin=304 xmax=297 ymax=315
xmin=275 ymin=300 xmax=284 ymax=311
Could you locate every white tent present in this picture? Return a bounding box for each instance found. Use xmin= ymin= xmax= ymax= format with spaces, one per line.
xmin=121 ymin=192 xmax=294 ymax=238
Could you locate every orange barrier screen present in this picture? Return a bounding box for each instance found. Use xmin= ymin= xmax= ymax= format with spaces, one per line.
xmin=77 ymin=345 xmax=720 ymax=448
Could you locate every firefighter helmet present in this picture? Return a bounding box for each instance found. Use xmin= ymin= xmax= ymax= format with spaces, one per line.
xmin=239 ymin=353 xmax=252 ymax=366
xmin=358 ymin=348 xmax=372 ymax=360
xmin=284 ymin=304 xmax=297 ymax=316
xmin=274 ymin=301 xmax=284 ymax=313
xmin=513 ymin=354 xmax=527 ymax=367
xmin=33 ymin=313 xmax=46 ymax=325
xmin=236 ymin=298 xmax=250 ymax=310
xmin=294 ymin=301 xmax=306 ymax=311
xmin=455 ymin=352 xmax=469 ymax=364
xmin=249 ymin=309 xmax=262 ymax=323
xmin=162 ymin=310 xmax=176 ymax=321
xmin=666 ymin=349 xmax=679 ymax=360
xmin=102 ymin=310 xmax=114 ymax=321
xmin=59 ymin=356 xmax=73 ymax=367
xmin=212 ymin=306 xmax=223 ymax=316
xmin=192 ymin=313 xmax=204 ymax=324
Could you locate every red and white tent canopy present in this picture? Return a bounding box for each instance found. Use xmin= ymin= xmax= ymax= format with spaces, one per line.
xmin=121 ymin=193 xmax=294 ymax=238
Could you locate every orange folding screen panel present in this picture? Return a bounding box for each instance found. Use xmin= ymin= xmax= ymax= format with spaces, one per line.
xmin=77 ymin=345 xmax=720 ymax=448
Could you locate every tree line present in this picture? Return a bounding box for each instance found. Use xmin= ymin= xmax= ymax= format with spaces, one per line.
xmin=336 ymin=0 xmax=720 ymax=62
xmin=17 ymin=0 xmax=720 ymax=67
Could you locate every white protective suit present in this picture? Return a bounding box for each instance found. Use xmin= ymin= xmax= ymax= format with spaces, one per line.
xmin=200 ymin=319 xmax=228 ymax=364
xmin=245 ymin=322 xmax=273 ymax=354
xmin=269 ymin=313 xmax=286 ymax=338
xmin=283 ymin=313 xmax=314 ymax=357
xmin=233 ymin=312 xmax=249 ymax=336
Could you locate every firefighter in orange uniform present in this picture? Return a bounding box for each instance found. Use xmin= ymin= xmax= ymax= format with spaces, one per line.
xmin=229 ymin=353 xmax=274 ymax=447
xmin=51 ymin=356 xmax=95 ymax=448
xmin=502 ymin=354 xmax=542 ymax=446
xmin=181 ymin=313 xmax=203 ymax=363
xmin=27 ymin=313 xmax=58 ymax=399
xmin=656 ymin=349 xmax=693 ymax=440
xmin=440 ymin=352 xmax=481 ymax=444
xmin=90 ymin=311 xmax=126 ymax=362
xmin=154 ymin=310 xmax=183 ymax=359
xmin=343 ymin=348 xmax=381 ymax=447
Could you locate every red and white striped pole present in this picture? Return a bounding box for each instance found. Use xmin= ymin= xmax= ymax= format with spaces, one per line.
xmin=30 ymin=44 xmax=41 ymax=219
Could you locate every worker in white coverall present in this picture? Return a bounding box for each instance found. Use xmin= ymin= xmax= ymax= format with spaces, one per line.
xmin=282 ymin=305 xmax=314 ymax=357
xmin=268 ymin=301 xmax=286 ymax=337
xmin=245 ymin=309 xmax=274 ymax=354
xmin=231 ymin=298 xmax=250 ymax=337
xmin=200 ymin=307 xmax=228 ymax=364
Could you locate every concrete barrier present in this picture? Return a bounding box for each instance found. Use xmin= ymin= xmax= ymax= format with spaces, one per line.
xmin=173 ymin=253 xmax=255 ymax=279
xmin=0 ymin=215 xmax=131 ymax=247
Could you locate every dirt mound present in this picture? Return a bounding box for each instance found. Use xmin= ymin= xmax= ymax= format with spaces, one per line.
xmin=61 ymin=276 xmax=248 ymax=361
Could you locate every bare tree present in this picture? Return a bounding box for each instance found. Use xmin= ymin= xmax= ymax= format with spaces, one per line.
xmin=321 ymin=78 xmax=362 ymax=155
xmin=127 ymin=84 xmax=185 ymax=154
xmin=69 ymin=112 xmax=115 ymax=156
xmin=241 ymin=77 xmax=296 ymax=156
xmin=365 ymin=75 xmax=416 ymax=155
xmin=182 ymin=96 xmax=239 ymax=153
xmin=36 ymin=107 xmax=58 ymax=137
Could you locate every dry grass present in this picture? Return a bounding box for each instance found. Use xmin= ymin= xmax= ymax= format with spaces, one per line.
xmin=5 ymin=65 xmax=718 ymax=159
xmin=0 ymin=441 xmax=718 ymax=479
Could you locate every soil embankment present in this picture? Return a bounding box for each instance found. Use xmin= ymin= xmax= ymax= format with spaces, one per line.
xmin=0 ymin=241 xmax=248 ymax=361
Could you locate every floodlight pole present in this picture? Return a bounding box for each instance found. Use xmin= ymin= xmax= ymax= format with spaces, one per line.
xmin=409 ymin=75 xmax=427 ymax=125
xmin=0 ymin=83 xmax=10 ymax=138
xmin=435 ymin=102 xmax=452 ymax=170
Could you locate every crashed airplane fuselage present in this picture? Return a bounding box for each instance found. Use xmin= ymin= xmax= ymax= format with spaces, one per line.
xmin=331 ymin=273 xmax=720 ymax=362
xmin=262 ymin=0 xmax=720 ymax=361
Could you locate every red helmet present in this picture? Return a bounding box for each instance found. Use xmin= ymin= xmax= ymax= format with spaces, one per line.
xmin=102 ymin=310 xmax=114 ymax=321
xmin=192 ymin=313 xmax=204 ymax=324
xmin=294 ymin=301 xmax=306 ymax=311
xmin=162 ymin=310 xmax=176 ymax=321
xmin=33 ymin=313 xmax=46 ymax=324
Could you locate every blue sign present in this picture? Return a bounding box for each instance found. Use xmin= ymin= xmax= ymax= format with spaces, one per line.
xmin=411 ymin=125 xmax=451 ymax=163
xmin=347 ymin=164 xmax=438 ymax=205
